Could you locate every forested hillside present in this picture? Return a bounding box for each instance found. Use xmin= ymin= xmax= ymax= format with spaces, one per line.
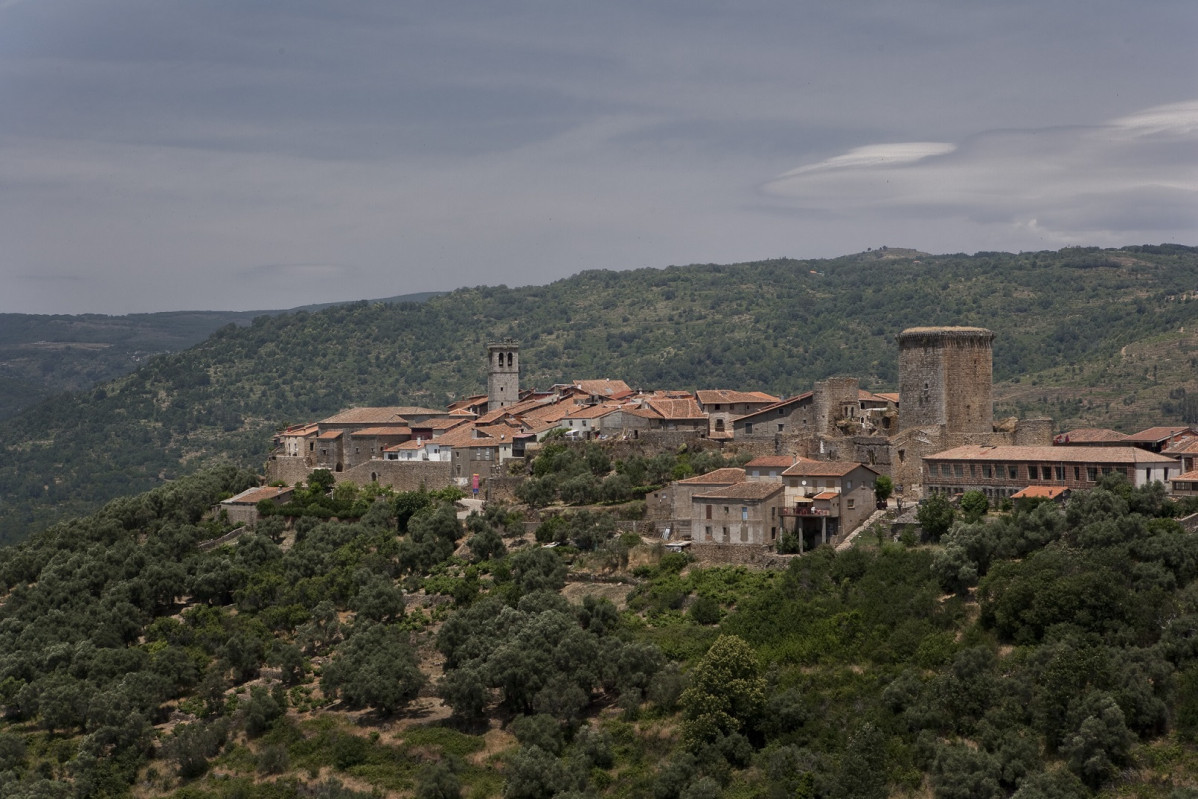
xmin=2 ymin=244 xmax=1197 ymax=545
xmin=0 ymin=293 xmax=444 ymax=423
xmin=1 ymin=460 xmax=1197 ymax=797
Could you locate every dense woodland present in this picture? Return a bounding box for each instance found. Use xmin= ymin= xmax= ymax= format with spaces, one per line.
xmin=2 ymin=244 xmax=1198 ymax=546
xmin=2 ymin=446 xmax=1198 ymax=797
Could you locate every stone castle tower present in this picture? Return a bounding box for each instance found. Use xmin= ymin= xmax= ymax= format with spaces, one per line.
xmin=897 ymin=326 xmax=994 ymax=435
xmin=487 ymin=339 xmax=520 ymax=412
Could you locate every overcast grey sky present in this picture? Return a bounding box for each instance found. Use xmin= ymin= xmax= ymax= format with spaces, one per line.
xmin=2 ymin=1 xmax=1195 ymax=314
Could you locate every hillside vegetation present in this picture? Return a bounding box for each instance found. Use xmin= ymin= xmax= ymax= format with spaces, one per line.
xmin=1 ymin=457 xmax=1197 ymax=797
xmin=2 ymin=244 xmax=1198 ymax=545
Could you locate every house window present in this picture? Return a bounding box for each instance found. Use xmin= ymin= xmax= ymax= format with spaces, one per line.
xmin=745 ymin=423 xmax=754 ymax=434
xmin=1008 ymin=465 xmax=1017 ymax=479
xmin=724 ymin=506 xmax=730 ymax=515
xmin=846 ymin=480 xmax=852 ymax=490
xmin=777 ymin=408 xmax=784 ymax=416
xmin=741 ymin=506 xmax=748 ymax=521
xmin=982 ymin=465 xmax=992 ymax=478
xmin=1028 ymin=464 xmax=1039 ymax=480
xmin=1074 ymin=466 xmax=1081 ymax=481
xmin=1087 ymin=467 xmax=1098 ymax=481
xmin=705 ymin=525 xmax=712 ymax=539
xmin=847 ymin=498 xmax=855 ymax=509
xmin=777 ymin=423 xmax=784 ymax=432
xmin=706 ymin=504 xmax=712 ymax=520
xmin=1054 ymin=466 xmax=1065 ymax=480
xmin=722 ymin=527 xmax=729 ymax=542
xmin=953 ymin=464 xmax=964 ymax=478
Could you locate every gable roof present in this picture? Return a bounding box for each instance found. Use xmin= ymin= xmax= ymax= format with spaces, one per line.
xmin=1011 ymin=485 xmax=1071 ymax=499
xmin=782 ymin=460 xmax=878 ymax=478
xmin=645 ymin=396 xmax=705 ymax=420
xmin=678 ymin=467 xmax=746 ymax=486
xmin=223 ymin=486 xmax=294 ymax=505
xmin=926 ymin=444 xmax=1178 ymax=465
xmin=692 ymin=482 xmax=783 ymax=501
xmin=695 ymin=390 xmax=780 ymax=406
xmin=319 ymin=406 xmax=440 ymax=425
xmin=571 ymin=379 xmax=634 ymax=399
xmin=734 ymin=392 xmax=814 ymax=423
xmin=349 ymin=426 xmax=412 ymax=437
xmin=1055 ymin=428 xmax=1130 ymax=443
xmin=1125 ymin=426 xmax=1198 ymax=443
xmin=745 ymin=456 xmax=799 ymax=469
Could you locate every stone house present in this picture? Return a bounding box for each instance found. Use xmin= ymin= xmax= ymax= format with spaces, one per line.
xmin=780 ymin=460 xmax=880 ymax=547
xmin=696 ymin=390 xmax=779 ymax=438
xmin=219 ymin=485 xmax=296 ymax=526
xmin=690 ymin=481 xmax=785 ymax=546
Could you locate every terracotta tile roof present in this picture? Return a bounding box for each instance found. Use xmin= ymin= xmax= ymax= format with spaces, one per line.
xmin=1011 ymin=485 xmax=1071 ymax=499
xmin=224 ymin=486 xmax=293 ymax=505
xmin=734 ymin=392 xmax=814 ymax=422
xmin=1165 ymin=439 xmax=1198 ymax=455
xmin=447 ymin=395 xmax=488 ymax=412
xmin=566 ymin=403 xmax=619 ymax=419
xmin=678 ymin=468 xmax=746 ymax=485
xmin=645 ymin=396 xmax=706 ymax=420
xmin=872 ymin=392 xmax=901 ymax=404
xmin=1056 ymin=428 xmax=1130 ymax=443
xmin=572 ymin=379 xmax=634 ymax=399
xmin=925 ymin=445 xmax=1178 ymax=464
xmin=812 ymin=490 xmax=840 ymax=501
xmin=418 ymin=417 xmax=469 ymax=431
xmin=1171 ymin=470 xmax=1198 ymax=481
xmin=432 ymin=425 xmax=481 ymax=447
xmin=782 ymin=460 xmax=877 ymax=477
xmin=281 ymin=423 xmax=319 ymax=436
xmin=386 ymin=440 xmax=431 ymax=451
xmin=349 ymin=426 xmax=412 ymax=437
xmin=692 ymin=482 xmax=784 ymax=501
xmin=745 ymin=456 xmax=798 ymax=468
xmin=319 ymin=407 xmax=426 ymax=425
xmin=695 ymin=390 xmax=780 ymax=405
xmin=1125 ymin=426 xmax=1198 ymax=443
xmin=317 ymin=430 xmax=344 ymax=440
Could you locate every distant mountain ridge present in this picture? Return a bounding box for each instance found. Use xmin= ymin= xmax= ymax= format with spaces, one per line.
xmin=0 ymin=292 xmax=444 ymax=421
xmin=1 ymin=244 xmax=1196 ymax=545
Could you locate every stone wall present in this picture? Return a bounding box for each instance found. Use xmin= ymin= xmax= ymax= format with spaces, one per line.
xmin=898 ymin=327 xmax=994 ymax=435
xmin=337 ymin=460 xmax=454 ymax=492
xmin=266 ymin=455 xmax=314 ymax=487
xmin=688 ymin=543 xmax=792 ymax=568
xmin=814 ymin=377 xmax=860 ymax=436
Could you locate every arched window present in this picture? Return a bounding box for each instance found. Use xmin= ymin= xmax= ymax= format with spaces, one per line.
xmin=507 ymin=352 xmax=514 ymax=368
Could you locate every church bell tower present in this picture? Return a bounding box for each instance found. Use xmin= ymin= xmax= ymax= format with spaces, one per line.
xmin=487 ymin=339 xmax=520 ymax=412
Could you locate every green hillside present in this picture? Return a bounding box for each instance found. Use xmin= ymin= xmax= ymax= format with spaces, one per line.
xmin=0 ymin=293 xmax=445 ymax=423
xmin=2 ymin=244 xmax=1198 ymax=545
xmin=1 ymin=461 xmax=1196 ymax=797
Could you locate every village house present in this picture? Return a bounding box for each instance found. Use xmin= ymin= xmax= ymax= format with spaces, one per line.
xmin=689 ymin=481 xmax=785 ymax=546
xmin=780 ymin=460 xmax=880 ymax=548
xmin=922 ymin=444 xmax=1180 ymax=503
xmin=219 ymin=485 xmax=296 ymax=526
xmin=696 ymin=390 xmax=780 ymax=438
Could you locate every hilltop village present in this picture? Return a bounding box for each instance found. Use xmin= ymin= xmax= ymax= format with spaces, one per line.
xmin=260 ymin=327 xmax=1197 ymax=551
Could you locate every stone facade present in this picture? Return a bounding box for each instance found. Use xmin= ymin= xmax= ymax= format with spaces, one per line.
xmin=487 ymin=339 xmax=520 ymax=412
xmin=897 ymin=326 xmax=995 ymax=435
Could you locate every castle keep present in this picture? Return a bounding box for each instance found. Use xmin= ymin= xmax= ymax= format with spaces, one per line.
xmin=897 ymin=326 xmax=994 ymax=434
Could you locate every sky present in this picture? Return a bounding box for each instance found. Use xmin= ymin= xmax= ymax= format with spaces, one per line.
xmin=1 ymin=1 xmax=1195 ymax=315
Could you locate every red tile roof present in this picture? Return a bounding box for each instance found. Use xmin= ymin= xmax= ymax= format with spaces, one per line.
xmin=695 ymin=390 xmax=780 ymax=405
xmin=645 ymin=396 xmax=705 ymax=420
xmin=349 ymin=426 xmax=412 ymax=437
xmin=782 ymin=460 xmax=878 ymax=477
xmin=678 ymin=468 xmax=746 ymax=485
xmin=1056 ymin=428 xmax=1130 ymax=443
xmin=1011 ymin=485 xmax=1070 ymax=499
xmin=572 ymin=379 xmax=634 ymax=399
xmin=812 ymin=491 xmax=840 ymax=501
xmin=734 ymin=392 xmax=814 ymax=422
xmin=745 ymin=456 xmax=799 ymax=468
xmin=1126 ymin=426 xmax=1198 ymax=443
xmin=692 ymin=482 xmax=784 ymax=501
xmin=926 ymin=445 xmax=1178 ymax=464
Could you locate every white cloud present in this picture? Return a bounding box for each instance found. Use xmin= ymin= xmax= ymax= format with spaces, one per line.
xmin=761 ymin=100 xmax=1198 ymax=243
